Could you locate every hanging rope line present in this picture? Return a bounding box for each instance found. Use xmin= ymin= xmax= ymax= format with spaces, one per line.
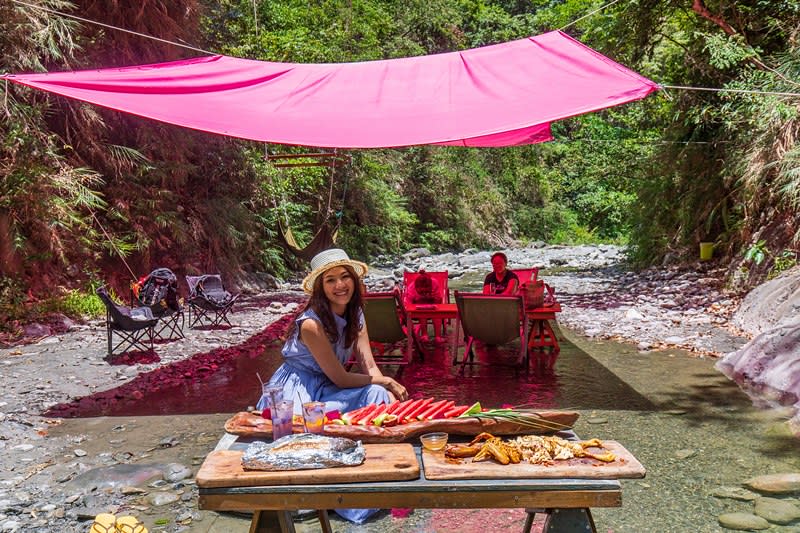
xmin=660 ymin=84 xmax=800 ymax=98
xmin=559 ymin=0 xmax=626 ymax=31
xmin=10 ymin=0 xmax=216 ymax=56
xmin=90 ymin=212 xmax=137 ymax=281
xmin=554 ymin=138 xmax=732 ymax=145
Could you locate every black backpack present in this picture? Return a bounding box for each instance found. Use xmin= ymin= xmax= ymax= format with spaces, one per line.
xmin=137 ymin=268 xmax=180 ymax=313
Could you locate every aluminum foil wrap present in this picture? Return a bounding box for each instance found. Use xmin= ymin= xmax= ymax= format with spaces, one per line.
xmin=241 ymin=433 xmax=366 ymax=471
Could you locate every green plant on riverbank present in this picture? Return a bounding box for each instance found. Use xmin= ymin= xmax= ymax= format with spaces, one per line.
xmin=46 ymin=288 xmax=106 ymax=319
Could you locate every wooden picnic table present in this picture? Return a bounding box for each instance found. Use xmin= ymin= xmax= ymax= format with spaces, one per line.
xmin=197 ymin=432 xmax=635 ymax=533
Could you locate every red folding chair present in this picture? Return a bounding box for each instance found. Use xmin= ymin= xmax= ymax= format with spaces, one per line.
xmin=402 ymin=270 xmax=450 ymax=339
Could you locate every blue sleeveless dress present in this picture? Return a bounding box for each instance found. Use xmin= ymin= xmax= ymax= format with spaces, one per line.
xmin=257 ymin=309 xmax=390 ymax=415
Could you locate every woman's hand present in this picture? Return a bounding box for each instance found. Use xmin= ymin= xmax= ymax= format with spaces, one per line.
xmin=379 ymin=376 xmax=408 ymax=401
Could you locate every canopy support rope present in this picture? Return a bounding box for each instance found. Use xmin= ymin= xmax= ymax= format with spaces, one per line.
xmin=90 ymin=211 xmax=137 ymax=282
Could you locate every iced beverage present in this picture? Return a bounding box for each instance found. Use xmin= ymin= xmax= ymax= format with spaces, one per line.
xmin=302 ymin=401 xmax=326 ymax=434
xmin=271 ymin=399 xmax=294 ymax=440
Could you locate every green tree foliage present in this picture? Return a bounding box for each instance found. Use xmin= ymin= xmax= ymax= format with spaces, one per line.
xmin=5 ymin=0 xmax=800 ymax=330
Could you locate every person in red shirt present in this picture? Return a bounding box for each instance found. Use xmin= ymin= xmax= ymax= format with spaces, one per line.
xmin=483 ymin=252 xmax=519 ymax=295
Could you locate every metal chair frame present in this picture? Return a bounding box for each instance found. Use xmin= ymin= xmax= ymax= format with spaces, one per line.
xmin=186 ymin=275 xmax=239 ymax=328
xmin=96 ymin=286 xmax=158 ymax=357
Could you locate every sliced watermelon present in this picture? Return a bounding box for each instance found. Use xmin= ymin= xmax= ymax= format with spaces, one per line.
xmin=443 ymin=405 xmax=469 ymax=418
xmin=393 ymin=398 xmax=421 ymax=421
xmin=361 ymin=403 xmax=389 ymax=425
xmin=349 ymin=403 xmax=378 ymax=425
xmin=428 ymin=400 xmax=456 ymax=420
xmin=404 ymin=397 xmax=434 ymax=422
xmin=386 ymin=399 xmax=408 ymax=415
xmin=416 ymin=399 xmax=448 ymax=420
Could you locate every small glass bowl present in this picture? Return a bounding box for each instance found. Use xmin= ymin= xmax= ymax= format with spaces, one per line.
xmin=420 ymin=432 xmax=448 ymax=451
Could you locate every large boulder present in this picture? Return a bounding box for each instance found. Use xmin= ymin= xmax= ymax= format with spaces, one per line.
xmin=716 ymin=321 xmax=800 ymax=431
xmin=732 ymin=266 xmax=800 ymax=335
xmin=719 ymin=266 xmax=800 ymax=430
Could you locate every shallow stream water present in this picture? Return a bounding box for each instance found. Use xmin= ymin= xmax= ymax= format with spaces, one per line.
xmin=51 ymin=273 xmax=800 ymax=532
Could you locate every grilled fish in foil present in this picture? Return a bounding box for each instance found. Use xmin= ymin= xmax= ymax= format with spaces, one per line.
xmin=241 ymin=433 xmax=366 ymax=471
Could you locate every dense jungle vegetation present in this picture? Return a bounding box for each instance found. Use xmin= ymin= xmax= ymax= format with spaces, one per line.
xmin=1 ymin=0 xmax=799 ymax=329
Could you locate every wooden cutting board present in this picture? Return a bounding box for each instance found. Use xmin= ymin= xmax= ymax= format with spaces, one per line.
xmin=422 ymin=440 xmax=645 ymax=480
xmin=196 ymin=443 xmax=419 ymax=488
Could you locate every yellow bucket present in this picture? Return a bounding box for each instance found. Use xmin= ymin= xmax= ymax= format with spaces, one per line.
xmin=699 ymin=242 xmax=714 ymax=261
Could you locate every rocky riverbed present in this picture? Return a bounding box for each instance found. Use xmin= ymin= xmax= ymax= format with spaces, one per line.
xmin=1 ymin=244 xmax=797 ymax=533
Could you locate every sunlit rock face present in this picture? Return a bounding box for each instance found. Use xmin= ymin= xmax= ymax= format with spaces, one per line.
xmin=732 ymin=266 xmax=800 ymax=336
xmin=720 ymin=266 xmax=800 ymax=432
xmin=716 ymin=322 xmax=800 ymax=430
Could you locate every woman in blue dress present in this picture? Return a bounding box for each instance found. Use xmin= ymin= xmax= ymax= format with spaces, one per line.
xmin=258 ymin=248 xmax=408 ymax=415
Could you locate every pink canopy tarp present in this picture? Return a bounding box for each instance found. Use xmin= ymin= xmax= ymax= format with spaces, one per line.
xmin=2 ymin=30 xmax=659 ymax=148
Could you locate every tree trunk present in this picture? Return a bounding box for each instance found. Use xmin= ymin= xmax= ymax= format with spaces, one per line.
xmin=0 ymin=210 xmax=21 ymax=277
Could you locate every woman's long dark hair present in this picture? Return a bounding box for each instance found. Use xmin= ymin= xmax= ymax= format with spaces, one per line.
xmin=286 ymin=264 xmax=364 ymax=348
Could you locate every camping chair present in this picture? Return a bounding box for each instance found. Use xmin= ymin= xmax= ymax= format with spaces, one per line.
xmin=402 ymin=270 xmax=450 ymax=338
xmin=348 ymin=290 xmax=426 ymax=368
xmin=186 ymin=274 xmax=239 ymax=328
xmin=96 ymin=286 xmax=158 ymax=357
xmin=131 ymin=267 xmax=184 ymax=341
xmin=454 ymin=291 xmax=529 ymax=374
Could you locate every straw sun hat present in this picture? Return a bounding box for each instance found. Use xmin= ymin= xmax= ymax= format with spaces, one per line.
xmin=301 ymin=248 xmax=368 ymax=294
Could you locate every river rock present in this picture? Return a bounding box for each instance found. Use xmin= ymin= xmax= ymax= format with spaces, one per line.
xmin=754 ymin=496 xmax=800 ymax=524
xmin=458 ymin=253 xmax=491 ymax=267
xmin=65 ymin=464 xmax=165 ymax=494
xmin=718 ymin=512 xmax=770 ymax=530
xmin=711 ymin=486 xmax=758 ymax=501
xmin=162 ymin=463 xmax=192 ymax=482
xmin=716 ymin=323 xmax=800 ymax=421
xmin=402 ymin=248 xmax=431 ymax=261
xmin=733 ymin=266 xmax=800 ymax=335
xmin=745 ymin=473 xmax=800 ymax=495
xmin=147 ymin=491 xmax=180 ymax=506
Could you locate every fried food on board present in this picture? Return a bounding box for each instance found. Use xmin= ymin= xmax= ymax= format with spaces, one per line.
xmin=444 ymin=433 xmax=616 ymax=465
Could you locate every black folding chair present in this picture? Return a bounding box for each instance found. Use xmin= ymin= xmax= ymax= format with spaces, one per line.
xmin=186 ymin=274 xmax=239 ymax=328
xmin=132 ymin=268 xmax=184 ymax=341
xmin=96 ymin=286 xmax=158 ymax=357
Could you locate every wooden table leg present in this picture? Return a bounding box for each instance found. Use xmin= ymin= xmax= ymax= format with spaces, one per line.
xmin=250 ymin=510 xmax=290 ymax=533
xmin=318 ymin=510 xmax=333 ymax=533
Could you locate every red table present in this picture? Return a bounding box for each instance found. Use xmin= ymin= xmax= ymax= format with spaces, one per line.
xmin=526 ymin=302 xmax=562 ymax=369
xmin=405 ymin=303 xmax=459 ymax=363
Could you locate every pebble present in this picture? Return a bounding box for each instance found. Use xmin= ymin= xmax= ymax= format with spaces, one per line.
xmin=746 ymin=473 xmax=800 ymax=495
xmin=147 ymin=491 xmax=180 ymax=506
xmin=711 ymin=486 xmax=758 ymax=501
xmin=674 ymin=449 xmax=696 ymax=460
xmin=754 ymin=496 xmax=800 ymax=524
xmin=718 ymin=512 xmax=770 ymax=530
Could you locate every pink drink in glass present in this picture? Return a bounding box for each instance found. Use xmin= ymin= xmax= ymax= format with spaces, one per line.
xmin=271 ymin=400 xmax=294 ymax=440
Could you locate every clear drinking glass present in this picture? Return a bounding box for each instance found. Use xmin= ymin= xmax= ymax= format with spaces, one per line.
xmin=302 ymin=401 xmax=326 ymax=434
xmin=271 ymin=399 xmax=294 ymax=440
xmin=261 ymin=384 xmax=283 ymax=418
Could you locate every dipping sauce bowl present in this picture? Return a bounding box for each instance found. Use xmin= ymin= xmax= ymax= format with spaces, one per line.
xmin=420 ymin=432 xmax=449 ymax=451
